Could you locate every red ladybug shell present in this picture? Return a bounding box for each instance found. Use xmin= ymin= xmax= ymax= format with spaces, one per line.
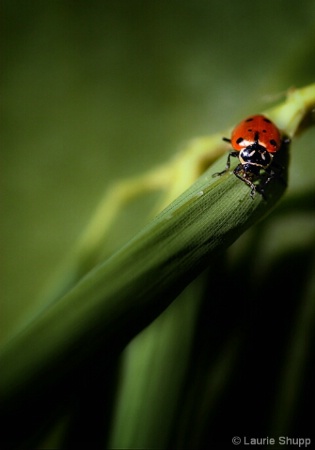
xmin=231 ymin=115 xmax=281 ymax=153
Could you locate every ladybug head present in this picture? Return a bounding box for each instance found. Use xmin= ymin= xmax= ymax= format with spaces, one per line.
xmin=239 ymin=142 xmax=273 ymax=171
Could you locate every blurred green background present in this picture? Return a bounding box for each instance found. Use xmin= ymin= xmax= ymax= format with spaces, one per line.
xmin=2 ymin=0 xmax=315 ymax=341
xmin=1 ymin=1 xmax=315 ymax=448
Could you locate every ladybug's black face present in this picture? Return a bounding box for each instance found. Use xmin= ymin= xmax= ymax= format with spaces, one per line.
xmin=239 ymin=143 xmax=273 ymax=170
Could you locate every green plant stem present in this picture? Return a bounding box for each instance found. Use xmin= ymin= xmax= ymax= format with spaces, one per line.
xmin=0 ymin=153 xmax=286 ymax=406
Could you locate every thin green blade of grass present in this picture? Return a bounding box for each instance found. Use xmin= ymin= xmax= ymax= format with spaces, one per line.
xmin=2 ymin=84 xmax=315 ymax=448
xmin=29 ymin=83 xmax=315 ymax=316
xmin=107 ymin=279 xmax=204 ymax=449
xmin=0 ymin=150 xmax=287 ymax=407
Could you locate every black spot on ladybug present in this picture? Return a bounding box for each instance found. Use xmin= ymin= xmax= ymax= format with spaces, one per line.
xmin=248 ymin=128 xmax=252 ymax=132
xmin=245 ymin=118 xmax=253 ymax=122
xmin=262 ymin=129 xmax=267 ymax=133
xmin=270 ymin=139 xmax=277 ymax=147
xmin=236 ymin=137 xmax=244 ymax=144
xmin=263 ymin=118 xmax=271 ymax=123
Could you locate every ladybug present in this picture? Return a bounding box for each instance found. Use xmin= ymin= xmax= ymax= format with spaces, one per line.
xmin=213 ymin=114 xmax=284 ymax=199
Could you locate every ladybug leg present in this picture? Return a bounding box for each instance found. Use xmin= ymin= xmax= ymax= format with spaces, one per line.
xmin=212 ymin=151 xmax=238 ymax=177
xmin=255 ymin=162 xmax=288 ymax=199
xmin=263 ymin=167 xmax=277 ymax=186
xmin=233 ymin=166 xmax=258 ymax=199
xmin=283 ymin=137 xmax=291 ymax=146
xmin=256 ymin=171 xmax=276 ymax=199
xmin=258 ymin=164 xmax=286 ymax=198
